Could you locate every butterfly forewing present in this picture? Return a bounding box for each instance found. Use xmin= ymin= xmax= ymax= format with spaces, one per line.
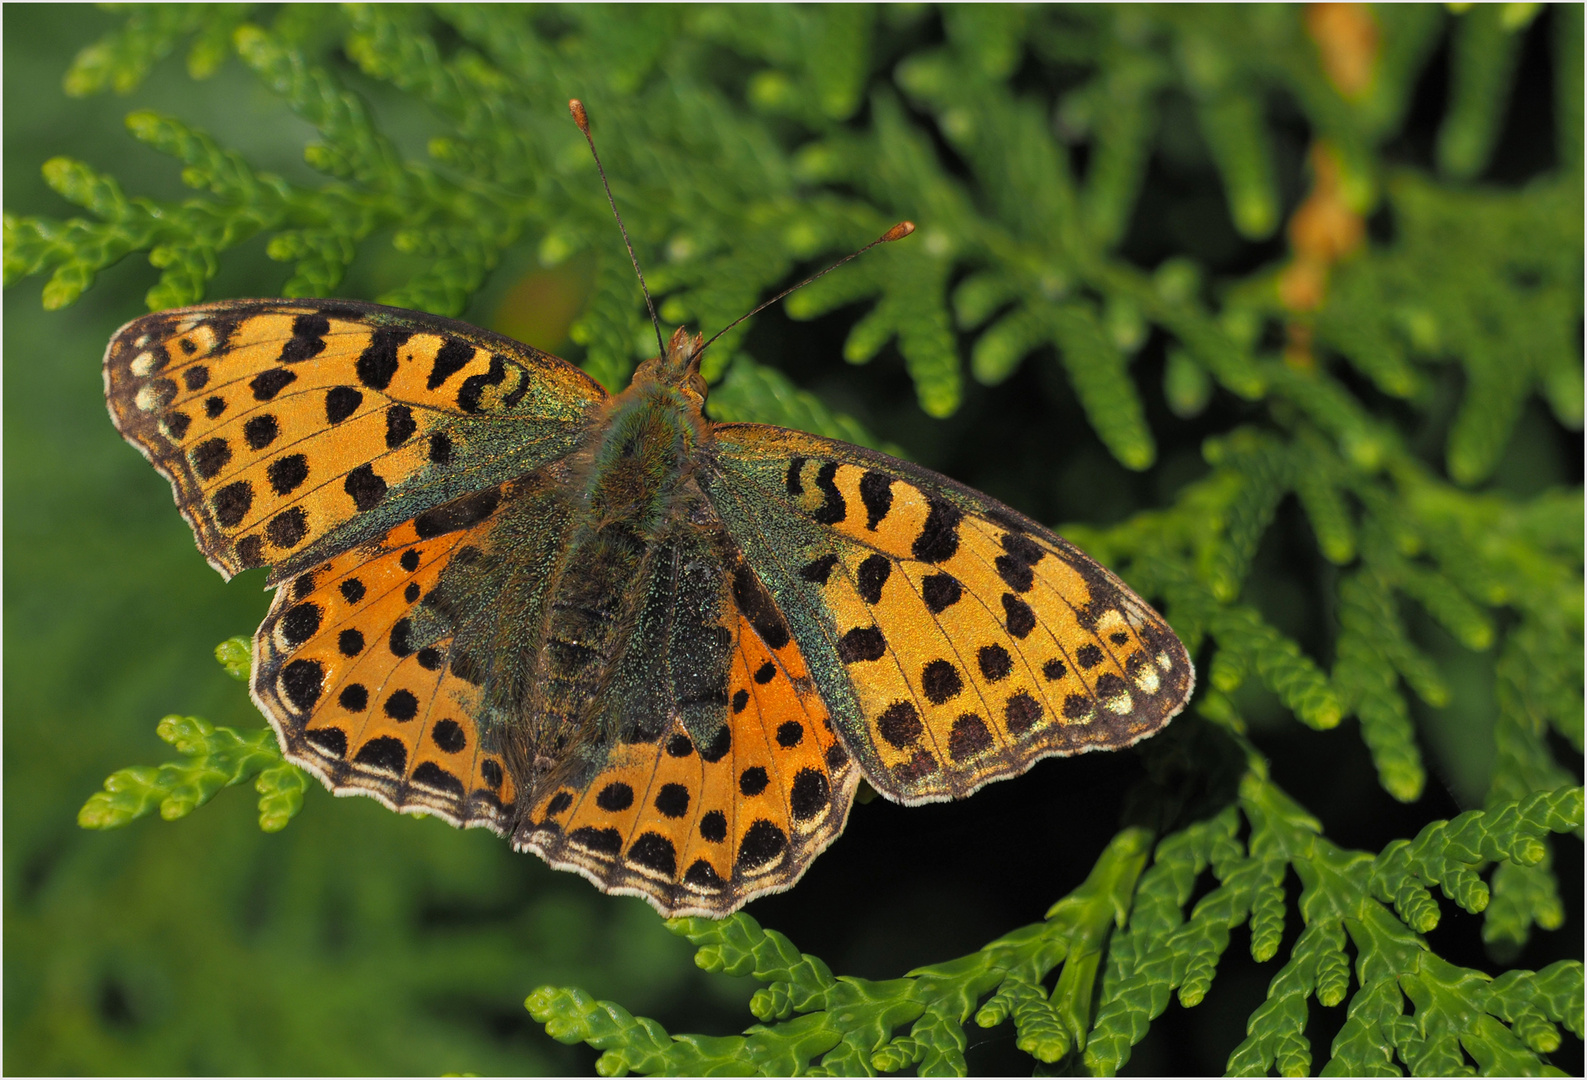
xmin=702 ymin=424 xmax=1194 ymax=805
xmin=104 ymin=299 xmax=604 ymax=583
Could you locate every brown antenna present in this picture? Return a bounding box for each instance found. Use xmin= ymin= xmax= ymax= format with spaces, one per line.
xmin=696 ymin=222 xmax=915 ymax=358
xmin=569 ymin=99 xmax=667 ymax=361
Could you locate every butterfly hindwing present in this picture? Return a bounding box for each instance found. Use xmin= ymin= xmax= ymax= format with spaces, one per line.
xmin=253 ymin=482 xmax=527 ymax=830
xmin=515 ymin=526 xmax=858 ymax=916
xmin=702 ymin=424 xmax=1194 ymax=804
xmin=104 ymin=299 xmax=605 ymax=584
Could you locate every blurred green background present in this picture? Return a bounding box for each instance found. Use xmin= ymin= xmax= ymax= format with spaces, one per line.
xmin=4 ymin=4 xmax=1580 ymax=1076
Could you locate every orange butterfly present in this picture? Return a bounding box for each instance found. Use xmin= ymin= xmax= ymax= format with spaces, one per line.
xmin=103 ymin=104 xmax=1192 ymax=917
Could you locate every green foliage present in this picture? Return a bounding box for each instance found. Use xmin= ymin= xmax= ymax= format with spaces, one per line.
xmin=78 ymin=641 xmax=307 ymax=835
xmin=530 ymin=828 xmax=1154 ymax=1076
xmin=523 ymin=778 xmax=1582 ymax=1077
xmin=6 ymin=3 xmax=1581 ymax=1076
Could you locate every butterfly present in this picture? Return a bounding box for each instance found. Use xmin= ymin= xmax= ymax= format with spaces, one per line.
xmin=104 ymin=297 xmax=1193 ymax=915
xmin=103 ymin=108 xmax=1192 ymax=918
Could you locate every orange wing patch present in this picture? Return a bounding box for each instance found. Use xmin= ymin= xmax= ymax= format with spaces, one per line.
xmin=780 ymin=456 xmax=1193 ymax=803
xmin=515 ymin=585 xmax=858 ymax=917
xmin=105 ymin=300 xmax=602 ymax=581
xmin=252 ymin=498 xmax=517 ymax=830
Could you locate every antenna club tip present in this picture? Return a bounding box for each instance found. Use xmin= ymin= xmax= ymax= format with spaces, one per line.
xmin=883 ymin=221 xmax=916 ymax=242
xmin=568 ymin=99 xmax=590 ymax=133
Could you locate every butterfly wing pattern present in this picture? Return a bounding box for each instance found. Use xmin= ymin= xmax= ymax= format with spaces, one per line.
xmin=702 ymin=425 xmax=1194 ymax=805
xmin=107 ymin=302 xmax=1192 ymax=917
xmin=106 ymin=300 xmax=603 ymax=833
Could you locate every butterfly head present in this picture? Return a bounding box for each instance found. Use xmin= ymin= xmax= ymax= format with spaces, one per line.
xmin=631 ymin=324 xmax=709 ymax=406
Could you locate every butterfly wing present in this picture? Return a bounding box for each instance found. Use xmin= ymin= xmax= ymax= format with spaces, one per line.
xmin=701 ymin=424 xmax=1194 ymax=805
xmin=252 ymin=479 xmax=535 ymax=831
xmin=513 ymin=523 xmax=859 ymax=916
xmin=104 ymin=299 xmax=605 ymax=585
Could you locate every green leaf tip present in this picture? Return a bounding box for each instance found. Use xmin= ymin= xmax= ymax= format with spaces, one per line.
xmin=78 ymin=713 xmax=305 ymax=835
xmin=215 ymin=636 xmax=252 ymax=681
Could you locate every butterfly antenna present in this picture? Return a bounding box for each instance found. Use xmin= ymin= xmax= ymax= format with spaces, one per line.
xmin=697 ymin=221 xmax=915 ymax=358
xmin=569 ymin=99 xmax=667 ymax=361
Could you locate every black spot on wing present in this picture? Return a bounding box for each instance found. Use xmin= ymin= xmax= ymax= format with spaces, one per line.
xmin=304 ymin=726 xmax=347 ymax=758
xmin=790 ymin=769 xmax=828 ymax=821
xmin=414 ymin=487 xmax=502 ymax=539
xmin=428 ymin=432 xmax=452 ymax=464
xmin=1003 ymin=532 xmax=1046 ymax=566
xmin=913 ymin=498 xmax=963 ymax=563
xmin=922 ymin=659 xmax=963 ymax=704
xmin=266 ymin=508 xmax=308 ymax=549
xmin=730 ymin=561 xmax=790 ymax=650
xmin=628 ymin=832 xmax=677 ymax=875
xmin=385 ymin=405 xmax=417 ymax=448
xmin=1005 ymin=692 xmax=1043 ymax=734
xmin=267 ymin=454 xmax=309 ymax=496
xmin=280 ymin=659 xmax=324 ymax=710
xmin=427 ymin=338 xmax=474 ymax=390
xmin=356 ymin=328 xmax=410 ymax=391
xmin=858 ymin=471 xmax=893 ymax=530
xmin=1002 ymin=593 xmax=1036 ymax=638
xmin=162 ymin=410 xmax=191 ymax=440
xmin=457 ymin=353 xmax=506 ymax=413
xmin=947 ymin=713 xmax=993 ymax=760
xmin=244 ymin=414 xmax=279 ymax=450
xmin=213 ymin=481 xmax=252 ymax=527
xmin=877 ymin=701 xmax=922 ymax=748
xmin=811 ymin=461 xmax=846 ymax=525
xmin=570 ymin=827 xmax=622 ymax=855
xmin=921 ymin=573 xmax=962 ymax=613
xmin=191 ymin=437 xmax=231 ymax=480
xmin=977 ymin=643 xmax=1013 ymax=682
xmin=412 ymin=761 xmax=464 ymax=797
xmin=838 ymin=626 xmax=887 ymax=663
xmin=800 ymin=554 xmax=838 ymax=584
xmin=856 ymin=554 xmax=892 ymax=604
xmin=735 ymin=819 xmax=787 ymax=871
xmin=995 ymin=555 xmax=1034 ymax=592
xmin=699 ymin=810 xmax=728 ymax=842
xmin=235 ymin=535 xmax=265 ymax=568
xmin=280 ymin=602 xmax=322 ymax=646
xmin=345 ymin=465 xmax=387 ymax=511
xmin=279 ymin=313 xmax=329 ymax=364
xmin=325 ymin=386 xmax=362 ymax=423
xmin=251 ymin=368 xmax=296 ymax=401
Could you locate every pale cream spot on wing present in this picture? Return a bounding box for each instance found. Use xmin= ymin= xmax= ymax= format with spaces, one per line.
xmin=134 ymin=383 xmax=166 ymax=410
